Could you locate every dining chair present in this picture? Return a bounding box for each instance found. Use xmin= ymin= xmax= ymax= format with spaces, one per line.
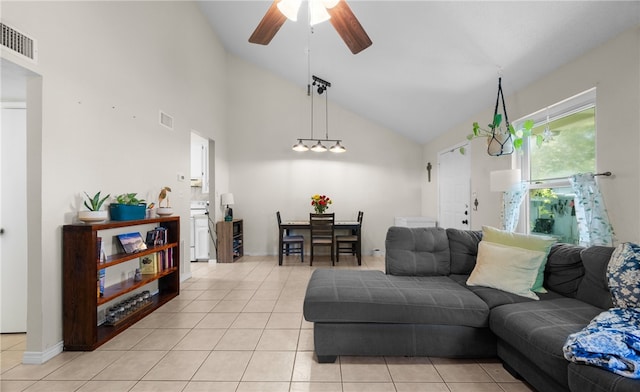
xmin=336 ymin=211 xmax=363 ymax=265
xmin=276 ymin=211 xmax=304 ymax=266
xmin=309 ymin=213 xmax=335 ymax=266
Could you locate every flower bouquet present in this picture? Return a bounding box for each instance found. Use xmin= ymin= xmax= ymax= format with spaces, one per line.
xmin=311 ymin=194 xmax=332 ymax=214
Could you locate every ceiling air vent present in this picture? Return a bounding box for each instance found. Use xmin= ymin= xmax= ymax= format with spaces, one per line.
xmin=1 ymin=23 xmax=37 ymax=62
xmin=159 ymin=110 xmax=174 ymax=130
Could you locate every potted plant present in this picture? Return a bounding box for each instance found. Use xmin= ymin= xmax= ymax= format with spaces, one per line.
xmin=78 ymin=191 xmax=110 ymax=223
xmin=156 ymin=186 xmax=173 ymax=216
xmin=467 ymin=115 xmax=539 ymax=155
xmin=109 ymin=193 xmax=147 ymax=221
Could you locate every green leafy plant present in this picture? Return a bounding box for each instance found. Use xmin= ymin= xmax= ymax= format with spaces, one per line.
xmin=468 ymin=115 xmax=540 ymax=151
xmin=83 ymin=191 xmax=110 ymax=211
xmin=114 ymin=193 xmax=145 ymax=205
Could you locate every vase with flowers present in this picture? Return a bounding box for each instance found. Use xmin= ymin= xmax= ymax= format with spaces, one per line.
xmin=311 ymin=194 xmax=332 ymax=214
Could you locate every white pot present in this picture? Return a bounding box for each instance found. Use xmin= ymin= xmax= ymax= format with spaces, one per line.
xmin=156 ymin=207 xmax=174 ymax=216
xmin=78 ymin=210 xmax=108 ymax=223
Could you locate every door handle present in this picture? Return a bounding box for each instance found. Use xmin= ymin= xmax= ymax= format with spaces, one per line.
xmin=461 ymin=219 xmax=468 ymax=225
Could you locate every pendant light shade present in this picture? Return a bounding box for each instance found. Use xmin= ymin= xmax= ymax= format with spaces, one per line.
xmin=329 ymin=141 xmax=346 ymax=153
xmin=322 ymin=0 xmax=340 ymax=9
xmin=292 ymin=139 xmax=309 ymax=151
xmin=277 ymin=0 xmax=302 ymax=21
xmin=310 ymin=141 xmax=327 ymax=152
xmin=309 ymin=0 xmax=331 ymax=25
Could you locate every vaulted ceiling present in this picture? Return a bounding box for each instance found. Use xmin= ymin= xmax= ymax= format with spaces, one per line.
xmin=201 ymin=1 xmax=639 ymax=144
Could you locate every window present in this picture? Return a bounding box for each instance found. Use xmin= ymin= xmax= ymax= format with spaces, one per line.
xmin=515 ymin=88 xmax=596 ymax=244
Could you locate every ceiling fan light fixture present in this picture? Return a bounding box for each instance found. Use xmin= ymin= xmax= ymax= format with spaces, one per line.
xmin=329 ymin=141 xmax=346 ymax=153
xmin=309 ymin=0 xmax=331 ymax=25
xmin=292 ymin=139 xmax=309 ymax=151
xmin=311 ymin=141 xmax=327 ymax=152
xmin=277 ymin=0 xmax=302 ymax=21
xmin=322 ymin=0 xmax=341 ymax=9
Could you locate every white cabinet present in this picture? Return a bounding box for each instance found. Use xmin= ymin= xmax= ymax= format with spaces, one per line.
xmin=193 ymin=216 xmax=210 ymax=261
xmin=394 ymin=217 xmax=437 ymax=228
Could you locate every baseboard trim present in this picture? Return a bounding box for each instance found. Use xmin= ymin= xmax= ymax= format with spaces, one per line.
xmin=181 ymin=271 xmax=192 ymax=282
xmin=22 ymin=340 xmax=63 ymax=364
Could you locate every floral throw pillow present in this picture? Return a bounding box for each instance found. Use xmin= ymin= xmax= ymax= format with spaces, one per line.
xmin=607 ymin=242 xmax=640 ymax=308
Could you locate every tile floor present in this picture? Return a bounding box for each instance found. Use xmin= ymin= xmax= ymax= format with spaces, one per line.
xmin=1 ymin=255 xmax=535 ymax=392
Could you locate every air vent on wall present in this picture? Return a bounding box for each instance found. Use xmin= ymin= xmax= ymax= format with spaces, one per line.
xmin=159 ymin=110 xmax=174 ymax=130
xmin=1 ymin=23 xmax=37 ymax=62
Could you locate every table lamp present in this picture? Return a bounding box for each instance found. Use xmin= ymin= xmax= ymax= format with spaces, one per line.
xmin=490 ymin=169 xmax=521 ymax=192
xmin=221 ymin=193 xmax=234 ymax=221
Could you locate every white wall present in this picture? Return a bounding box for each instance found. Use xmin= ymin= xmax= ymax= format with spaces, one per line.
xmin=226 ymin=56 xmax=424 ymax=255
xmin=2 ymin=1 xmax=229 ymax=359
xmin=423 ymin=26 xmax=640 ymax=242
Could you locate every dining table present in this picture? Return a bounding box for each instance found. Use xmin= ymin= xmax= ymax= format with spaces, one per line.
xmin=279 ymin=220 xmax=361 ymax=261
xmin=280 ymin=220 xmax=360 ymax=232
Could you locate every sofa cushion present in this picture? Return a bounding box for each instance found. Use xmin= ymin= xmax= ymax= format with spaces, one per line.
xmin=608 ymin=242 xmax=640 ymax=308
xmin=545 ymin=243 xmax=585 ymax=297
xmin=568 ymin=362 xmax=640 ymax=392
xmin=304 ymin=269 xmax=489 ymax=327
xmin=491 ymin=298 xmax=603 ymax=388
xmin=467 ymin=241 xmax=547 ymax=300
xmin=385 ymin=226 xmax=451 ymax=276
xmin=466 ymin=284 xmax=565 ymax=309
xmin=482 ymin=226 xmax=556 ymax=293
xmin=446 ymin=228 xmax=482 ymax=274
xmin=577 ymin=246 xmax=615 ymax=309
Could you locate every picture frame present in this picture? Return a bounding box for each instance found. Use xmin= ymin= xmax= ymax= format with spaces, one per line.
xmin=116 ymin=232 xmax=148 ymax=254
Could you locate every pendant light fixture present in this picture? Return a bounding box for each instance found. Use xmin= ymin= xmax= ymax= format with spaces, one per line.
xmin=292 ymin=75 xmax=346 ymax=153
xmin=292 ymin=13 xmax=346 ymax=154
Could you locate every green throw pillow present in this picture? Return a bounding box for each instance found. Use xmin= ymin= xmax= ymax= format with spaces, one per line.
xmin=482 ymin=226 xmax=556 ymax=293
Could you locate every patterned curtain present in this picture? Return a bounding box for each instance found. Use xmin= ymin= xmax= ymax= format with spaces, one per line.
xmin=501 ymin=182 xmax=528 ymax=232
xmin=570 ymin=173 xmax=614 ymax=246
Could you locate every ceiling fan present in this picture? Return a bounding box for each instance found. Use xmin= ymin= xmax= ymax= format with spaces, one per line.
xmin=249 ymin=0 xmax=372 ymax=54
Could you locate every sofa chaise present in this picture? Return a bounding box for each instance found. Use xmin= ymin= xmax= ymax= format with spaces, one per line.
xmin=303 ymin=226 xmax=639 ymax=392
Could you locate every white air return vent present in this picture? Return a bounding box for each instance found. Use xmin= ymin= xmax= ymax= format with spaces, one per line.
xmin=1 ymin=23 xmax=37 ymax=62
xmin=159 ymin=110 xmax=174 ymax=130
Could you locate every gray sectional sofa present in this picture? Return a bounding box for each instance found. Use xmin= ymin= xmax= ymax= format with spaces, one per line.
xmin=303 ymin=226 xmax=639 ymax=392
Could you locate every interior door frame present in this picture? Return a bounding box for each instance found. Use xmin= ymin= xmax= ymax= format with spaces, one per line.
xmin=437 ymin=141 xmax=471 ymax=229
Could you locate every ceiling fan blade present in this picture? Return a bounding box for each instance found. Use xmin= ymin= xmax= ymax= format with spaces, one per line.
xmin=327 ymin=0 xmax=372 ymax=54
xmin=249 ymin=0 xmax=288 ymax=45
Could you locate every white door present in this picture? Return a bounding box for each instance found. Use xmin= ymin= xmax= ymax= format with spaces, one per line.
xmin=438 ymin=144 xmax=471 ymax=230
xmin=1 ymin=107 xmax=28 ymax=332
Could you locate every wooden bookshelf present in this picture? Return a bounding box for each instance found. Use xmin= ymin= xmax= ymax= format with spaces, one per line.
xmin=62 ymin=216 xmax=180 ymax=351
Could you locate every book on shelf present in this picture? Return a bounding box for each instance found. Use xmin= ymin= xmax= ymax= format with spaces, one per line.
xmin=96 ymin=237 xmax=102 ymax=264
xmin=97 ymin=269 xmax=105 ymax=298
xmin=146 ymin=227 xmax=168 ymax=247
xmin=154 ymin=248 xmax=175 ymax=271
xmin=116 ymin=232 xmax=148 ymax=254
xmin=139 ymin=253 xmax=157 ymax=274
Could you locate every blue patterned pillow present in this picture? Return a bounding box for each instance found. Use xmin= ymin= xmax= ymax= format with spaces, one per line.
xmin=607 ymin=242 xmax=640 ymax=308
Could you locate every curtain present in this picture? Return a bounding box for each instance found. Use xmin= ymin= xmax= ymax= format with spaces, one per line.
xmin=570 ymin=173 xmax=614 ymax=246
xmin=502 ymin=182 xmax=528 ymax=232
